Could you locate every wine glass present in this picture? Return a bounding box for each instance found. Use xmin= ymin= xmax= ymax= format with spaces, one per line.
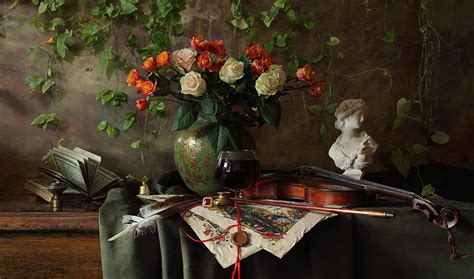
xmin=215 ymin=149 xmax=260 ymax=198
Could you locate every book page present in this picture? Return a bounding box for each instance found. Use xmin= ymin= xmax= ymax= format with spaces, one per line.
xmin=51 ymin=151 xmax=87 ymax=193
xmin=73 ymin=147 xmax=101 ymax=189
xmin=89 ymin=167 xmax=120 ymax=199
xmin=55 ymin=147 xmax=90 ymax=185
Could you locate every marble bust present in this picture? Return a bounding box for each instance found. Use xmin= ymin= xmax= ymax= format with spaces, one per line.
xmin=328 ymin=99 xmax=378 ymax=179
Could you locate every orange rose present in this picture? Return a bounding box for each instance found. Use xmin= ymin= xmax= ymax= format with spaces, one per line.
xmin=309 ymin=81 xmax=326 ymax=97
xmin=137 ymin=80 xmax=156 ymax=96
xmin=190 ymin=35 xmax=210 ymax=51
xmin=260 ymin=52 xmax=273 ymax=69
xmin=155 ymin=51 xmax=171 ymax=68
xmin=197 ymin=51 xmax=213 ymax=70
xmin=142 ymin=57 xmax=157 ymax=72
xmin=250 ymin=59 xmax=266 ymax=75
xmin=296 ymin=64 xmax=316 ymax=84
xmin=245 ymin=43 xmax=264 ymax=59
xmin=136 ymin=98 xmax=148 ymax=111
xmin=127 ymin=69 xmax=140 ymax=86
xmin=209 ymin=39 xmax=226 ymax=56
xmin=43 ymin=37 xmax=54 ymax=45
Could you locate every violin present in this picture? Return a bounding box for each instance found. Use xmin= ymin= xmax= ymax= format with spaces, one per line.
xmin=241 ymin=165 xmax=467 ymax=261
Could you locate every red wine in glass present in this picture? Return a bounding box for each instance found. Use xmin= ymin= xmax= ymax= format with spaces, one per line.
xmin=215 ymin=149 xmax=260 ymax=197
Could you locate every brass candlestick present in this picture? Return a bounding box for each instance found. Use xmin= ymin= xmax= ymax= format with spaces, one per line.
xmin=47 ymin=181 xmax=67 ymax=212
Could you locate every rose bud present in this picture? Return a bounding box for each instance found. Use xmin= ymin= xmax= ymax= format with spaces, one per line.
xmin=190 ymin=35 xmax=210 ymax=51
xmin=137 ymin=80 xmax=156 ymax=96
xmin=136 ymin=98 xmax=148 ymax=111
xmin=127 ymin=69 xmax=140 ymax=87
xmin=296 ymin=64 xmax=316 ymax=84
xmin=250 ymin=59 xmax=266 ymax=75
xmin=197 ymin=51 xmax=213 ymax=70
xmin=309 ymin=80 xmax=326 ymax=97
xmin=155 ymin=51 xmax=171 ymax=68
xmin=209 ymin=39 xmax=226 ymax=56
xmin=245 ymin=43 xmax=264 ymax=59
xmin=142 ymin=57 xmax=157 ymax=72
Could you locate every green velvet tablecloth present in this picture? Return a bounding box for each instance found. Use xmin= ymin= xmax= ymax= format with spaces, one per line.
xmin=99 ymin=172 xmax=474 ymax=279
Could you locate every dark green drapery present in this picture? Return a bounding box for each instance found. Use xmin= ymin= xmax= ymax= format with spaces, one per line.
xmin=99 ymin=171 xmax=474 ymax=279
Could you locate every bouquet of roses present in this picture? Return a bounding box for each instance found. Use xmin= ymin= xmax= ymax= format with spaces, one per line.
xmin=126 ymin=35 xmax=326 ymax=151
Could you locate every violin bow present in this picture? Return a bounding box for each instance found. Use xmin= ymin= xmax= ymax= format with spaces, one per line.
xmin=297 ymin=166 xmax=469 ymax=261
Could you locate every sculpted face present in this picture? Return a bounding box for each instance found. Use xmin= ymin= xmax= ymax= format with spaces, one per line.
xmin=343 ymin=109 xmax=365 ymax=130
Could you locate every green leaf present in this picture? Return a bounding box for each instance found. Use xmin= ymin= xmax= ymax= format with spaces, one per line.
xmin=412 ymin=144 xmax=429 ymax=154
xmin=25 ymin=75 xmax=43 ymax=90
xmin=31 ymin=113 xmax=56 ymax=130
xmin=327 ymin=36 xmax=340 ymax=46
xmin=120 ymin=0 xmax=138 ymax=15
xmin=49 ymin=18 xmax=64 ymax=31
xmin=260 ymin=100 xmax=281 ymax=128
xmin=308 ymin=105 xmax=322 ymax=115
xmin=208 ymin=124 xmax=229 ymax=152
xmin=96 ymin=120 xmax=108 ymax=131
xmin=273 ymin=0 xmax=286 ymax=9
xmin=261 ymin=6 xmax=278 ymax=28
xmin=38 ymin=2 xmax=47 ymax=14
xmin=286 ymin=9 xmax=296 ymax=21
xmin=171 ymin=104 xmax=196 ymax=132
xmin=47 ymin=68 xmax=52 ymax=78
xmin=55 ymin=29 xmax=72 ymax=59
xmin=82 ymin=21 xmax=100 ymax=36
xmin=383 ymin=31 xmax=396 ymax=43
xmin=326 ymin=103 xmax=339 ymax=114
xmin=288 ymin=57 xmax=299 ymax=71
xmin=391 ymin=149 xmax=410 ymax=178
xmin=106 ymin=125 xmax=119 ymax=138
xmin=130 ymin=139 xmax=142 ymax=149
xmin=41 ymin=79 xmax=55 ymax=94
xmin=199 ymin=98 xmax=217 ymax=122
xmin=430 ymin=130 xmax=450 ymax=144
xmin=303 ymin=19 xmax=315 ymax=29
xmin=101 ymin=47 xmax=113 ymax=75
xmin=392 ymin=97 xmax=412 ymax=129
xmin=148 ymin=100 xmax=166 ymax=116
xmin=231 ymin=17 xmax=249 ymax=30
xmin=312 ymin=53 xmax=324 ymax=64
xmin=421 ymin=184 xmax=442 ymax=199
xmin=320 ymin=123 xmax=330 ymax=143
xmin=31 ymin=114 xmax=48 ymax=125
xmin=123 ymin=112 xmax=137 ymax=131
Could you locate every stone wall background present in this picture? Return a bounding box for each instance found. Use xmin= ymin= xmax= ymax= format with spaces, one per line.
xmin=1 ymin=0 xmax=473 ymax=195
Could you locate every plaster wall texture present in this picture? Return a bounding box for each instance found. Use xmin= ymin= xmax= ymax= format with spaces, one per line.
xmin=0 ymin=1 xmax=473 ymax=194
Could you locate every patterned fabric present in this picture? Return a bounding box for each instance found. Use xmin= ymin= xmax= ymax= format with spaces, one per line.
xmin=181 ymin=203 xmax=335 ymax=268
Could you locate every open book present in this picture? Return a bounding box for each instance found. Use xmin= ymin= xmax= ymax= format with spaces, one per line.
xmin=37 ymin=146 xmax=122 ymax=200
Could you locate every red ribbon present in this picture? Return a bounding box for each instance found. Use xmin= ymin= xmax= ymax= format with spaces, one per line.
xmin=180 ymin=203 xmax=243 ymax=279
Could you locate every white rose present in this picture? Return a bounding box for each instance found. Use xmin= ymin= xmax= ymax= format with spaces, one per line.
xmin=255 ymin=64 xmax=286 ymax=97
xmin=219 ymin=57 xmax=245 ymax=84
xmin=180 ymin=71 xmax=207 ymax=97
xmin=172 ymin=48 xmax=197 ymax=72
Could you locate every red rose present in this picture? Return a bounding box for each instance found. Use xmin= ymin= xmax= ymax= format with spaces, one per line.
xmin=309 ymin=80 xmax=326 ymax=97
xmin=245 ymin=43 xmax=264 ymax=59
xmin=250 ymin=59 xmax=266 ymax=75
xmin=126 ymin=69 xmax=140 ymax=86
xmin=135 ymin=98 xmax=148 ymax=111
xmin=137 ymin=80 xmax=156 ymax=96
xmin=156 ymin=51 xmax=171 ymax=68
xmin=296 ymin=64 xmax=316 ymax=84
xmin=197 ymin=51 xmax=213 ymax=70
xmin=190 ymin=35 xmax=209 ymax=51
xmin=142 ymin=57 xmax=156 ymax=73
xmin=209 ymin=39 xmax=226 ymax=56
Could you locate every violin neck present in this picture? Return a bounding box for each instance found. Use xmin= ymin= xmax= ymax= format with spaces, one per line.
xmin=298 ymin=166 xmax=422 ymax=203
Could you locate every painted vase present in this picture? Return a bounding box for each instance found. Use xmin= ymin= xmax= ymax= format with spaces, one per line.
xmin=173 ymin=119 xmax=254 ymax=195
